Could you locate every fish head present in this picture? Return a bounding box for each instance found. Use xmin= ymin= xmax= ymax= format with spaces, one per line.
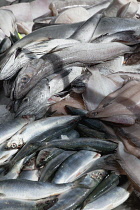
xmin=90 ymin=169 xmax=107 ymax=182
xmin=6 ymin=135 xmax=24 ymax=149
xmin=13 ymin=58 xmax=45 ymax=99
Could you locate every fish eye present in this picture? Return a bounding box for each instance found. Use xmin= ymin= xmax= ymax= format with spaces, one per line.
xmin=22 ymin=97 xmax=29 ymax=103
xmin=21 ymin=76 xmax=29 ymax=83
xmin=11 ymin=143 xmax=17 ymax=149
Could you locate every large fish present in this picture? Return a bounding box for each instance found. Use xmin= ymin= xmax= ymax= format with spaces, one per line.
xmin=12 ymin=42 xmax=134 ymax=100
xmin=14 ymin=66 xmax=82 ymax=117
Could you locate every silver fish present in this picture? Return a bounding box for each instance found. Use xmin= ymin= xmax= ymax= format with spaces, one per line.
xmin=52 ymin=150 xmax=100 ymax=184
xmin=0 ymin=116 xmax=34 ymax=145
xmin=13 ymin=42 xmax=134 ymax=101
xmin=6 ymin=115 xmax=80 ymax=149
xmin=83 ymin=181 xmax=132 ymax=210
xmin=0 ymin=176 xmax=89 ymax=200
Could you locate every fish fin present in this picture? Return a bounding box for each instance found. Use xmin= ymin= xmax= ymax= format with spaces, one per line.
xmin=73 ymin=174 xmax=91 ymax=189
xmin=117 ymin=2 xmax=131 ymax=17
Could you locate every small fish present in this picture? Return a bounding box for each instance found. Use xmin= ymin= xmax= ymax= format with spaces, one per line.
xmin=83 ymin=181 xmax=132 ymax=210
xmin=0 ymin=175 xmax=90 ymax=200
xmin=49 ymin=170 xmax=106 ymax=210
xmin=46 ymin=138 xmax=117 ymax=154
xmin=52 ymin=150 xmax=100 ymax=184
xmin=0 ymin=116 xmax=34 ymax=145
xmin=6 ymin=115 xmax=80 ymax=149
xmin=83 ymin=173 xmax=120 ymax=208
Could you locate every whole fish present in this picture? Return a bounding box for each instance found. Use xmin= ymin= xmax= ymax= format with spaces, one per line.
xmin=52 ymin=150 xmax=100 ymax=184
xmin=6 ymin=115 xmax=80 ymax=149
xmin=13 ymin=42 xmax=134 ymax=100
xmin=49 ymin=170 xmax=106 ymax=210
xmin=0 ymin=176 xmax=89 ymax=200
xmin=83 ymin=181 xmax=132 ymax=210
xmin=45 ymin=138 xmax=117 ymax=154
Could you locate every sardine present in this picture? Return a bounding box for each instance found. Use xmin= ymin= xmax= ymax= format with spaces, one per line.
xmin=6 ymin=115 xmax=80 ymax=149
xmin=0 ymin=176 xmax=90 ymax=200
xmin=46 ymin=138 xmax=117 ymax=154
xmin=83 ymin=181 xmax=132 ymax=210
xmin=52 ymin=150 xmax=100 ymax=184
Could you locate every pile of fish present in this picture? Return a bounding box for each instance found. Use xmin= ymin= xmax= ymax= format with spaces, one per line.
xmin=0 ymin=0 xmax=140 ymax=209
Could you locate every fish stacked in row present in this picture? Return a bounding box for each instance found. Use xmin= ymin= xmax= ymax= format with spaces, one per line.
xmin=0 ymin=0 xmax=140 ymax=209
xmin=0 ymin=114 xmax=132 ymax=209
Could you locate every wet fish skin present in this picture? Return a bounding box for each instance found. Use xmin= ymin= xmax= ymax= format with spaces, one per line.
xmin=2 ymin=123 xmax=79 ymax=174
xmin=83 ymin=181 xmax=132 ymax=210
xmin=6 ymin=116 xmax=80 ymax=149
xmin=15 ymin=66 xmax=82 ymax=117
xmin=0 ymin=198 xmax=37 ymax=210
xmin=65 ymin=105 xmax=88 ymax=116
xmin=18 ymin=169 xmax=39 ymax=181
xmin=83 ymin=173 xmax=120 ymax=207
xmin=0 ymin=116 xmax=34 ymax=145
xmin=39 ymin=150 xmax=76 ymax=182
xmin=82 ymin=118 xmax=117 ymax=140
xmin=12 ymin=42 xmax=134 ymax=100
xmin=70 ymin=13 xmax=103 ymax=42
xmin=49 ymin=170 xmax=106 ymax=210
xmin=36 ymin=148 xmax=64 ymax=167
xmin=46 ymin=138 xmax=117 ymax=154
xmin=77 ymin=124 xmax=106 ymax=139
xmin=0 ymin=175 xmax=91 ymax=200
xmin=92 ymin=30 xmax=140 ymax=45
xmin=0 ymin=23 xmax=82 ymax=79
xmin=52 ymin=150 xmax=101 ymax=184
